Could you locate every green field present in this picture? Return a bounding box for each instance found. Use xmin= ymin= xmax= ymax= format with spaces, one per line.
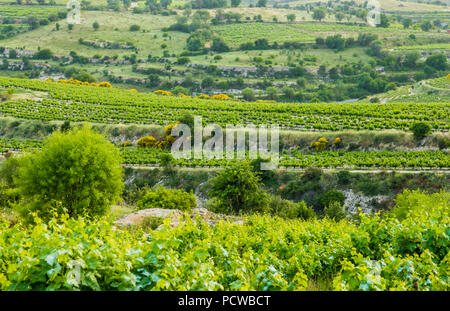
xmin=1 ymin=10 xmax=188 ymax=58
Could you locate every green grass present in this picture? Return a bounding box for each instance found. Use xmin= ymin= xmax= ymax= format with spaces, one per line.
xmin=393 ymin=43 xmax=450 ymax=50
xmin=186 ymin=47 xmax=371 ymax=68
xmin=1 ymin=10 xmax=188 ymax=58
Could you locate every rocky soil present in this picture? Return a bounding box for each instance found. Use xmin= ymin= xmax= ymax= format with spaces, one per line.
xmin=114 ymin=207 xmax=244 ymax=229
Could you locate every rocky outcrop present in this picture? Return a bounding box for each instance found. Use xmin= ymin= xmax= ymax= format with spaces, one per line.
xmin=114 ymin=207 xmax=244 ymax=229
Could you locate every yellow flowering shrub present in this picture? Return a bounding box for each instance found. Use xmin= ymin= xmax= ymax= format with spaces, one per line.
xmin=154 ymin=90 xmax=172 ymax=96
xmin=211 ymin=94 xmax=230 ymax=100
xmin=311 ymin=137 xmax=328 ymax=151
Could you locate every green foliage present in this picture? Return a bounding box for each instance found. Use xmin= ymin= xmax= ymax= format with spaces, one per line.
xmin=242 ymin=87 xmax=255 ymax=101
xmin=16 ymin=125 xmax=123 ymax=223
xmin=129 ymin=24 xmax=140 ymax=31
xmin=136 ymin=187 xmax=196 ymax=211
xmin=269 ymin=196 xmax=316 ymax=220
xmin=34 ymin=48 xmax=53 ymax=60
xmin=324 ymin=201 xmax=346 ymax=221
xmin=0 ymin=78 xmax=448 ymax=132
xmin=410 ymin=122 xmax=432 ymax=141
xmin=320 ymin=190 xmax=346 ymax=209
xmin=0 ymin=191 xmax=447 ymax=291
xmin=208 ymin=162 xmax=269 ymax=215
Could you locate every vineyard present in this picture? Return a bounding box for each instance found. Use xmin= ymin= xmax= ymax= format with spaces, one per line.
xmin=1 ymin=137 xmax=448 ymax=169
xmin=0 ymin=1 xmax=449 ymax=295
xmin=212 ymin=22 xmax=425 ymax=47
xmin=0 ymin=190 xmax=448 ymax=291
xmin=0 ymin=78 xmax=448 ymax=131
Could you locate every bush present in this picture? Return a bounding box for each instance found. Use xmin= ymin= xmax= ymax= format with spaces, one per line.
xmin=337 ymin=170 xmax=351 ymax=185
xmin=16 ymin=126 xmax=123 ymax=223
xmin=208 ymin=162 xmax=269 ymax=215
xmin=242 ymin=88 xmax=256 ymax=101
xmin=410 ymin=122 xmax=432 ymax=141
xmin=269 ymin=195 xmax=315 ymax=220
xmin=34 ymin=48 xmax=53 ymax=60
xmin=129 ymin=24 xmax=140 ymax=31
xmin=324 ymin=201 xmax=346 ymax=221
xmin=320 ymin=190 xmax=345 ymax=209
xmin=136 ymin=187 xmax=196 ymax=212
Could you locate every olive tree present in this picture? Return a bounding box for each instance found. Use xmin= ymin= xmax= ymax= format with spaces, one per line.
xmin=17 ymin=125 xmax=123 ymax=222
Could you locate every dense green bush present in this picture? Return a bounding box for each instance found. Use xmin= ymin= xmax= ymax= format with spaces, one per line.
xmin=269 ymin=195 xmax=315 ymax=220
xmin=136 ymin=187 xmax=196 ymax=211
xmin=320 ymin=190 xmax=346 ymax=209
xmin=208 ymin=162 xmax=269 ymax=215
xmin=410 ymin=122 xmax=432 ymax=141
xmin=324 ymin=201 xmax=346 ymax=221
xmin=16 ymin=126 xmax=123 ymax=223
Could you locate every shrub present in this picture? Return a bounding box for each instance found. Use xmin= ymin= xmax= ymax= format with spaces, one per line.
xmin=310 ymin=137 xmax=328 ymax=151
xmin=320 ymin=190 xmax=345 ymax=209
xmin=438 ymin=138 xmax=450 ymax=150
xmin=34 ymin=48 xmax=53 ymax=60
xmin=270 ymin=196 xmax=316 ymax=220
xmin=177 ymin=56 xmax=190 ymax=65
xmin=242 ymin=88 xmax=256 ymax=101
xmin=208 ymin=162 xmax=269 ymax=215
xmin=137 ymin=136 xmax=158 ymax=148
xmin=337 ymin=170 xmax=351 ymax=185
xmin=324 ymin=201 xmax=346 ymax=221
xmin=136 ymin=187 xmax=196 ymax=211
xmin=410 ymin=122 xmax=432 ymax=141
xmin=16 ymin=126 xmax=123 ymax=223
xmin=129 ymin=24 xmax=140 ymax=31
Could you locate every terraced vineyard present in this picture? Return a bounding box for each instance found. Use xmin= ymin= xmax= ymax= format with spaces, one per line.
xmin=0 ymin=78 xmax=448 ymax=131
xmin=1 ymin=137 xmax=448 ymax=169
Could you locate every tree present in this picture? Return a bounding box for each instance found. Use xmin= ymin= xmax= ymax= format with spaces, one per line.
xmin=16 ymin=126 xmax=123 ymax=222
xmin=378 ymin=13 xmax=389 ymax=28
xmin=320 ymin=190 xmax=345 ymax=209
xmin=148 ymin=74 xmax=161 ymax=87
xmin=402 ymin=18 xmax=412 ymax=29
xmin=335 ymin=12 xmax=344 ymax=22
xmin=211 ymin=36 xmax=230 ymax=52
xmin=201 ymin=76 xmax=214 ymax=89
xmin=34 ymin=48 xmax=53 ymax=60
xmin=403 ymin=52 xmax=420 ymax=68
xmin=25 ymin=16 xmax=39 ymax=30
xmin=420 ymin=21 xmax=432 ymax=32
xmin=256 ymin=0 xmax=267 ymax=7
xmin=266 ymin=86 xmax=278 ymax=100
xmin=281 ymin=86 xmax=295 ymax=100
xmin=242 ymin=88 xmax=256 ymax=101
xmin=425 ymin=53 xmax=447 ymax=70
xmin=122 ymin=0 xmax=131 ymax=8
xmin=129 ymin=24 xmax=140 ymax=31
xmin=208 ymin=162 xmax=269 ymax=215
xmin=410 ymin=122 xmax=432 ymax=141
xmin=230 ymin=0 xmax=241 ymax=7
xmin=312 ymin=7 xmax=327 ymax=22
xmin=93 ymin=21 xmax=99 ymax=31
xmin=160 ymin=0 xmax=172 ymax=9
xmin=186 ymin=32 xmax=206 ymax=51
xmin=286 ymin=13 xmax=296 ymax=23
